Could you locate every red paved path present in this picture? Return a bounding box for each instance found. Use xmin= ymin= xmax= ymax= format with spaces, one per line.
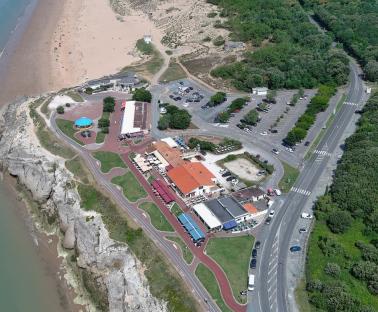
xmin=122 ymin=153 xmax=246 ymax=312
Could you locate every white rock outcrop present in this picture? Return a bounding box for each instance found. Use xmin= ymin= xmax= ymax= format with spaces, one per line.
xmin=0 ymin=100 xmax=167 ymax=312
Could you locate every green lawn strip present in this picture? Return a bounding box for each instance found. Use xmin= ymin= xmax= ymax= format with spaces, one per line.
xmin=171 ymin=203 xmax=183 ymax=217
xmin=278 ymin=161 xmax=300 ymax=193
xmin=166 ymin=236 xmax=193 ymax=264
xmin=95 ymin=131 xmax=106 ymax=144
xmin=29 ymin=99 xmax=76 ymax=159
xmin=147 ymin=175 xmax=156 ymax=183
xmin=139 ymin=202 xmax=174 ymax=232
xmin=93 ymin=151 xmax=126 ymax=173
xmin=294 ymin=278 xmax=312 ymax=312
xmin=206 ymin=236 xmax=254 ymax=304
xmin=77 ymin=183 xmax=198 ymax=312
xmin=65 ymin=156 xmax=90 ymax=184
xmin=56 ymin=118 xmax=84 ymax=145
xmin=112 ymin=172 xmax=147 ymax=202
xmin=307 ymin=220 xmax=378 ymax=308
xmin=66 ymin=90 xmax=84 ymax=102
xmin=305 ymin=93 xmax=346 ymax=159
xmin=195 ymin=264 xmax=233 ymax=312
xmin=159 ymin=62 xmax=187 ymax=83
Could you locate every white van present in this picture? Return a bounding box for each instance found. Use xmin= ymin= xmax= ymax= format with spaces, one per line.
xmin=274 ymin=189 xmax=282 ymax=196
xmin=248 ymin=274 xmax=255 ymax=291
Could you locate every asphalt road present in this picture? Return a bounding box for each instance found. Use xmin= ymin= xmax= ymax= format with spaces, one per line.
xmin=251 ymin=60 xmax=366 ymax=312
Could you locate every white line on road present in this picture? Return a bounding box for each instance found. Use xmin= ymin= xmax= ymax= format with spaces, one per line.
xmin=290 ymin=187 xmax=311 ymax=196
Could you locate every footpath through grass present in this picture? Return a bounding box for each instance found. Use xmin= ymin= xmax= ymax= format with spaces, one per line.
xmin=93 ymin=151 xmax=126 ymax=173
xmin=278 ymin=161 xmax=300 ymax=193
xmin=56 ymin=118 xmax=83 ymax=145
xmin=77 ymin=183 xmax=199 ymax=312
xmin=166 ymin=236 xmax=193 ymax=264
xmin=195 ymin=264 xmax=233 ymax=312
xmin=112 ymin=172 xmax=147 ymax=202
xmin=139 ymin=202 xmax=174 ymax=232
xmin=206 ymin=236 xmax=254 ymax=304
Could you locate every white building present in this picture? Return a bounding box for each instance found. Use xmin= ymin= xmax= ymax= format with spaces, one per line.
xmin=252 ymin=87 xmax=268 ymax=96
xmin=143 ymin=35 xmax=152 ymax=44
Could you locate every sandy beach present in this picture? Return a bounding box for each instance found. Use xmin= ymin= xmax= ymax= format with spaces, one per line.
xmin=0 ymin=0 xmax=163 ymax=106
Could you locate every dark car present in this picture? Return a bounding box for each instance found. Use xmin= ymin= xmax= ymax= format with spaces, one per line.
xmin=299 ymin=228 xmax=307 ymax=234
xmin=252 ymin=249 xmax=257 ymax=258
xmin=270 ymin=129 xmax=278 ymax=133
xmin=226 ymin=176 xmax=235 ymax=182
xmin=250 ymin=258 xmax=257 ymax=269
xmin=265 ymin=217 xmax=272 ymax=225
xmin=222 ymin=171 xmax=231 ymax=177
xmin=304 ymin=141 xmax=310 ymax=146
xmin=255 ymin=241 xmax=261 ymax=249
xmin=290 ymin=245 xmax=302 ymax=252
xmin=169 ymin=94 xmax=174 ymax=99
xmin=189 ymin=86 xmax=194 ymax=90
xmin=175 ymin=96 xmax=182 ymax=101
xmin=179 ymin=81 xmax=184 ymax=85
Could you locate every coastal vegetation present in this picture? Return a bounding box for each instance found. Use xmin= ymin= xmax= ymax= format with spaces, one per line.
xmin=136 ymin=38 xmax=154 ymax=55
xmin=284 ymin=85 xmax=336 ymax=146
xmin=92 ymin=151 xmax=126 ymax=173
xmin=306 ymin=92 xmax=378 ymax=312
xmin=111 ymin=172 xmax=147 ymax=202
xmin=158 ymin=104 xmax=192 ymax=130
xmin=208 ymin=0 xmax=349 ymax=90
xmin=139 ymin=202 xmax=174 ymax=232
xmin=278 ymin=162 xmax=300 ymax=193
xmin=301 ymin=0 xmax=378 ymax=82
xmin=206 ymin=236 xmax=254 ymax=304
xmin=159 ymin=60 xmax=187 ymax=83
xmin=195 ymin=264 xmax=233 ymax=312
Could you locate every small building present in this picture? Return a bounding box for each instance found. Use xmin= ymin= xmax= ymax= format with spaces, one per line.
xmin=177 ymin=213 xmax=205 ymax=242
xmin=120 ymin=101 xmax=150 ymax=137
xmin=143 ymin=35 xmax=152 ymax=44
xmin=167 ymin=162 xmax=218 ymax=198
xmin=243 ymin=202 xmax=267 ymax=217
xmin=232 ymin=187 xmax=265 ymax=203
xmin=74 ymin=117 xmax=93 ymax=129
xmin=252 ymin=87 xmax=268 ymax=96
xmin=192 ymin=203 xmax=222 ymax=230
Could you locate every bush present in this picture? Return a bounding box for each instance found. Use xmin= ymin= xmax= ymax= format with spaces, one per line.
xmin=84 ymin=87 xmax=93 ymax=94
xmin=324 ymin=263 xmax=341 ymax=277
xmin=212 ymin=35 xmax=225 ymax=46
xmin=101 ymin=127 xmax=109 ymax=134
xmin=158 ymin=115 xmax=170 ymax=130
xmin=103 ymin=97 xmax=115 ymax=112
xmin=132 ymin=88 xmax=152 ymax=103
xmin=188 ymin=138 xmax=216 ymax=151
xmin=218 ymin=111 xmax=230 ymax=123
xmin=326 ymin=210 xmax=352 ymax=233
xmin=136 ymin=38 xmax=153 ymax=55
xmin=98 ymin=118 xmax=110 ymax=128
xmin=210 ymin=92 xmax=227 ymax=106
xmin=228 ymin=98 xmax=246 ymax=113
xmin=65 ymin=103 xmax=71 ymax=107
xmin=207 ymin=12 xmax=217 ymax=18
xmin=243 ymin=109 xmax=259 ymax=125
xmin=56 ymin=106 xmax=65 ymax=114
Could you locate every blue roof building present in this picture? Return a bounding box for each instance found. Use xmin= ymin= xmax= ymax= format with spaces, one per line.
xmin=74 ymin=117 xmax=93 ymax=128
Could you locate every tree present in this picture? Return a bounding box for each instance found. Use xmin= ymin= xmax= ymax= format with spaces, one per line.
xmin=228 ymin=98 xmax=246 ymax=113
xmin=213 ymin=35 xmax=225 ymax=46
xmin=56 ymin=106 xmax=65 ymax=114
xmin=132 ymin=88 xmax=152 ymax=103
xmin=266 ymin=90 xmax=277 ymax=103
xmin=243 ymin=109 xmax=259 ymax=125
xmin=101 ymin=127 xmax=109 ymax=134
xmin=98 ymin=118 xmax=110 ymax=128
xmin=84 ymin=87 xmax=93 ymax=94
xmin=158 ymin=115 xmax=170 ymax=130
xmin=210 ymin=92 xmax=227 ymax=106
xmin=218 ymin=111 xmax=230 ymax=123
xmin=169 ymin=110 xmax=191 ymax=129
xmin=365 ymin=61 xmax=378 ymax=82
xmin=103 ymin=97 xmax=115 ymax=112
xmin=327 ymin=210 xmax=352 ymax=233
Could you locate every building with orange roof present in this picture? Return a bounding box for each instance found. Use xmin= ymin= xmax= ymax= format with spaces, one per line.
xmin=167 ymin=162 xmax=219 ymax=197
xmin=147 ymin=141 xmax=186 ymax=168
xmin=243 ymin=203 xmax=258 ymax=214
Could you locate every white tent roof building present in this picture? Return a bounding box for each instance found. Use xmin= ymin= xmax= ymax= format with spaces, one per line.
xmin=193 ymin=203 xmax=222 ymax=230
xmin=161 ymin=137 xmax=178 ymax=148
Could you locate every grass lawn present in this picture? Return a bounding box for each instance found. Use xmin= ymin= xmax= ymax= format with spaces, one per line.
xmin=294 ymin=278 xmax=312 ymax=312
xmin=30 ymin=99 xmax=76 ymax=159
xmin=95 ymin=131 xmax=106 ymax=144
xmin=55 ymin=118 xmax=83 ymax=145
xmin=195 ymin=264 xmax=233 ymax=312
xmin=93 ymin=151 xmax=126 ymax=173
xmin=166 ymin=236 xmax=193 ymax=264
xmin=307 ymin=220 xmax=378 ymax=309
xmin=278 ymin=161 xmax=300 ymax=193
xmin=139 ymin=202 xmax=174 ymax=232
xmin=65 ymin=156 xmax=89 ymax=184
xmin=66 ymin=90 xmax=84 ymax=102
xmin=159 ymin=62 xmax=187 ymax=83
xmin=170 ymin=203 xmax=183 ymax=217
xmin=77 ymin=183 xmax=198 ymax=312
xmin=147 ymin=175 xmax=156 ymax=183
xmin=206 ymin=236 xmax=254 ymax=304
xmin=112 ymin=172 xmax=147 ymax=202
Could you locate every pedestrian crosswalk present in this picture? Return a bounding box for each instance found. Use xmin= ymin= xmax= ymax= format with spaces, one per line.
xmin=314 ymin=150 xmax=331 ymax=157
xmin=291 ymin=187 xmax=311 ymax=196
xmin=344 ymin=101 xmax=359 ymax=107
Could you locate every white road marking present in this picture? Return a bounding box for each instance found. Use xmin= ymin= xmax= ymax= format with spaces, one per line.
xmin=344 ymin=101 xmax=359 ymax=106
xmin=173 ymin=243 xmax=178 ymax=250
xmin=142 ymin=212 xmax=147 ymax=218
xmin=314 ymin=150 xmax=331 ymax=157
xmin=290 ymin=187 xmax=311 ymax=196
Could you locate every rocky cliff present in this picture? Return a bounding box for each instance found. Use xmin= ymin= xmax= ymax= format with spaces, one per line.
xmin=0 ymin=100 xmax=167 ymax=312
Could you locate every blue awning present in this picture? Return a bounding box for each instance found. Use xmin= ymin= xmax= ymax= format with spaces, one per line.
xmin=223 ymin=220 xmax=237 ymax=230
xmin=178 ymin=213 xmax=205 ymax=241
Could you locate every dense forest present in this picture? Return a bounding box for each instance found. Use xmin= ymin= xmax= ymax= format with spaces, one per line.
xmin=306 ymin=92 xmax=378 ymax=311
xmin=207 ymin=0 xmax=349 ymax=90
xmin=301 ymin=0 xmax=378 ymax=82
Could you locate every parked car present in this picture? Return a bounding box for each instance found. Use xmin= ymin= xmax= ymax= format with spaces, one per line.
xmin=301 ymin=212 xmax=313 ymax=219
xmin=270 ymin=129 xmax=278 ymax=133
xmin=226 ymin=176 xmax=235 ymax=182
xmin=250 ymin=258 xmax=257 ymax=269
xmin=299 ymin=228 xmax=307 ymax=233
xmin=255 ymin=241 xmax=261 ymax=249
xmin=252 ymin=249 xmax=257 ymax=258
xmin=290 ymin=245 xmax=302 ymax=252
xmin=269 ymin=210 xmax=275 ymax=218
xmin=304 ymin=141 xmax=310 ymax=146
xmin=274 ymin=189 xmax=282 ymax=196
xmin=222 ymin=171 xmax=231 ymax=177
xmin=265 ymin=217 xmax=272 ymax=225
